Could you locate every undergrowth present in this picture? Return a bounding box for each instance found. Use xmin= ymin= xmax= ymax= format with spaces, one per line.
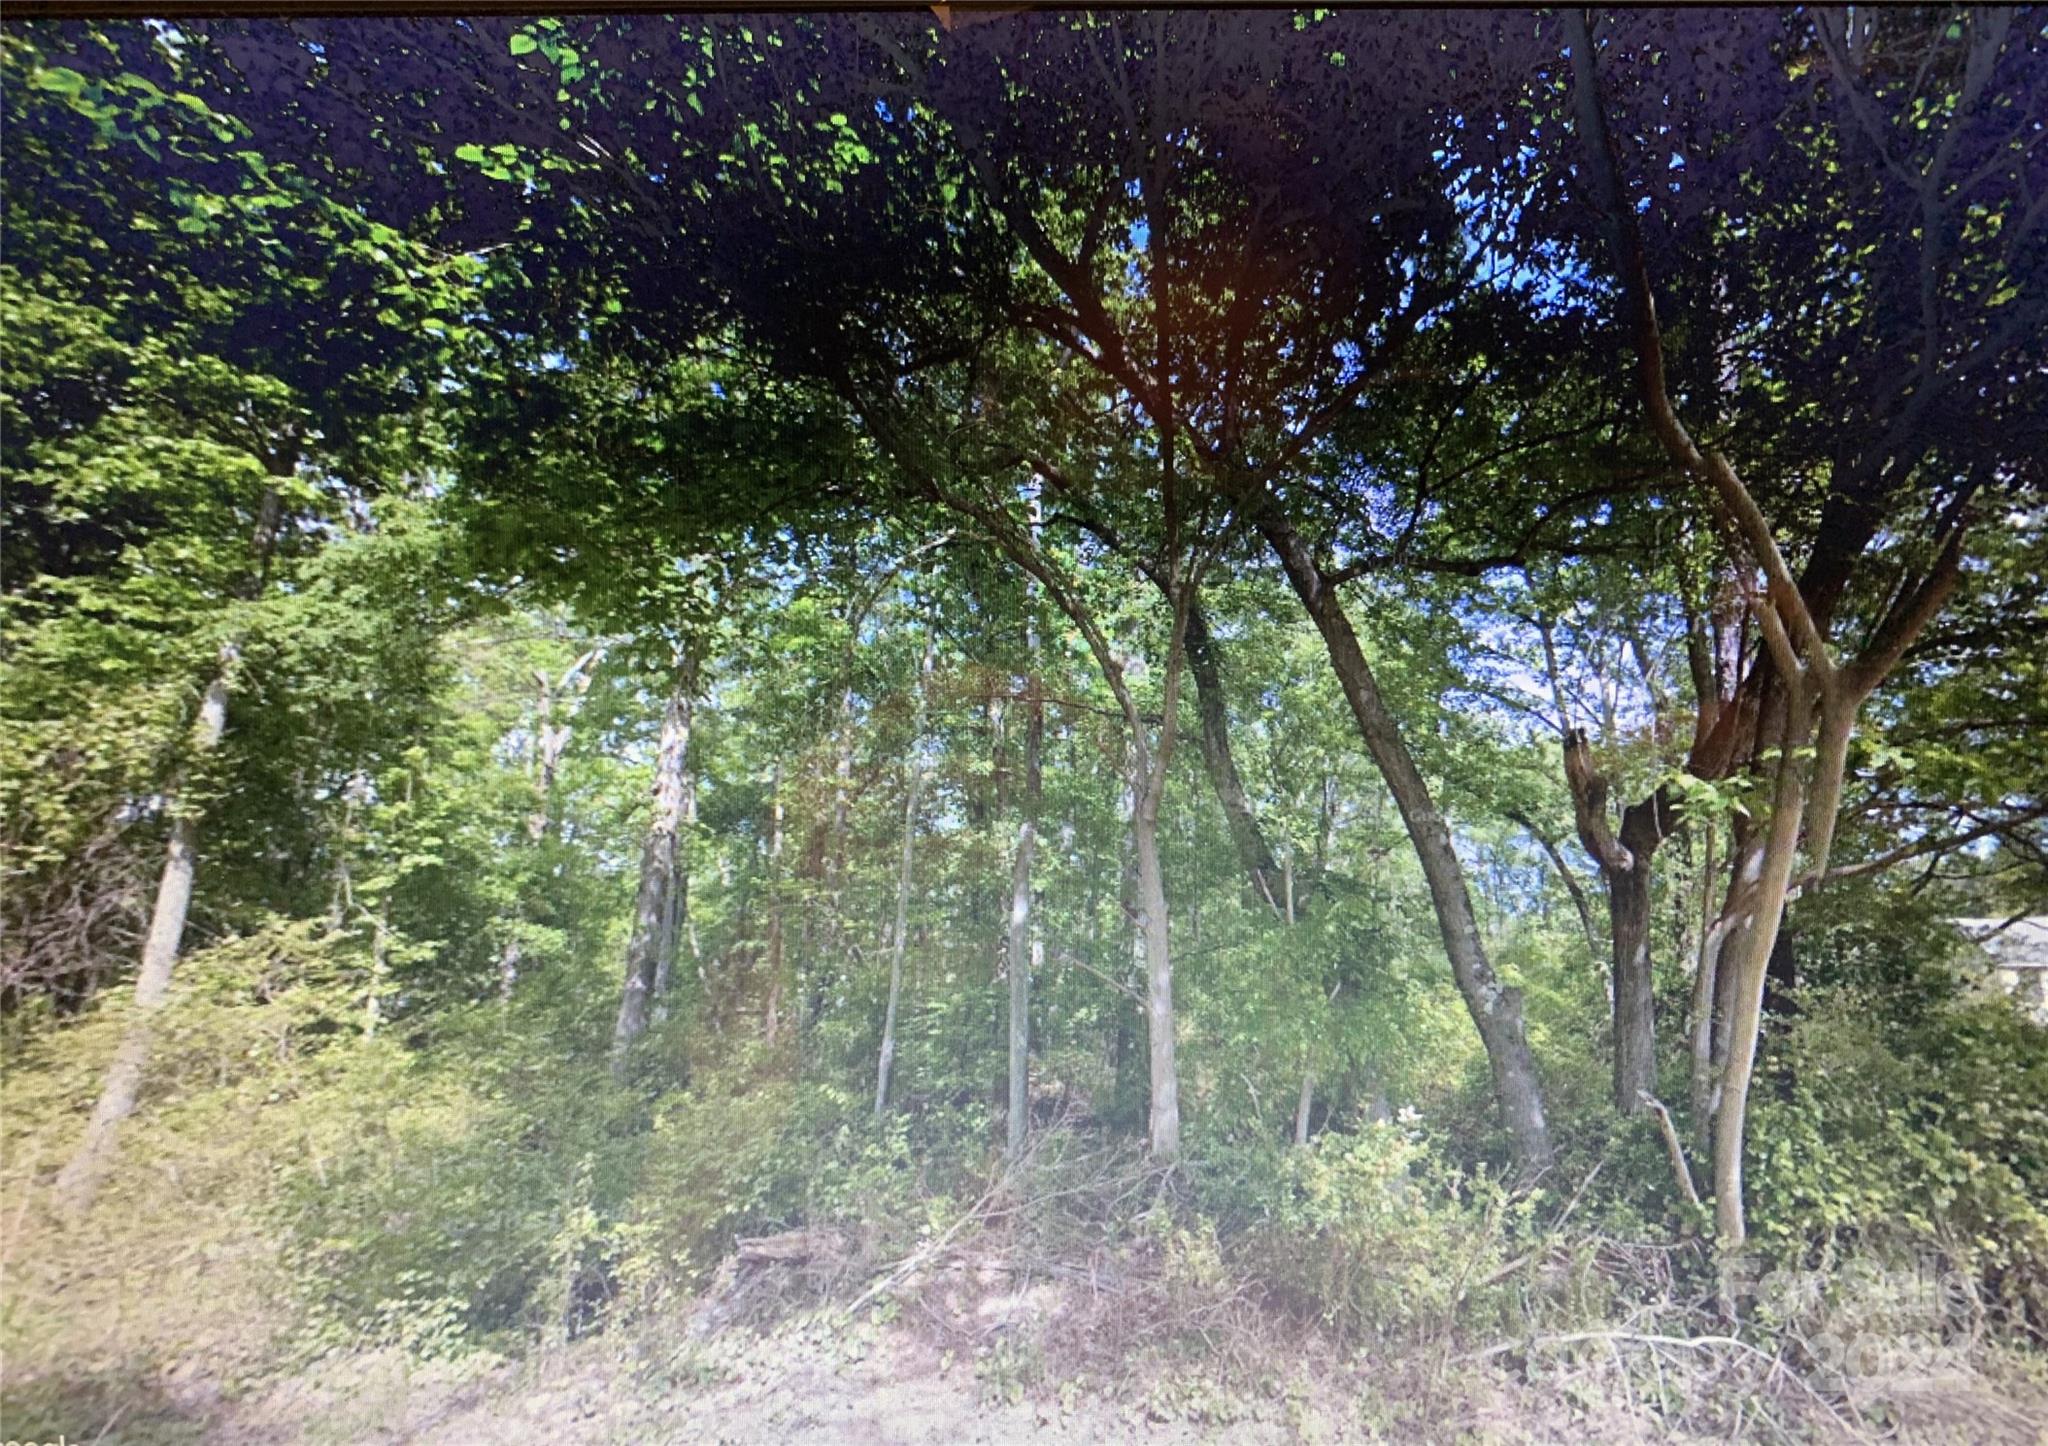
xmin=4 ymin=955 xmax=2046 ymax=1442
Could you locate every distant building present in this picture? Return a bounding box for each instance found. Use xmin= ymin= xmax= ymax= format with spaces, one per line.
xmin=1955 ymin=917 xmax=2048 ymax=1022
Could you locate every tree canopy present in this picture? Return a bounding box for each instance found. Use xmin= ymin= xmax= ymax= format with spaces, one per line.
xmin=5 ymin=11 xmax=2046 ymax=1438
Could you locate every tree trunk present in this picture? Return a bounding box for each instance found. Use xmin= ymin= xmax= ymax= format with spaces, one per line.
xmin=1688 ymin=824 xmax=1727 ymax=1140
xmin=651 ymin=762 xmax=694 ymax=1023
xmin=651 ymin=834 xmax=680 ymax=1018
xmin=1710 ymin=712 xmax=1809 ymax=1246
xmin=1004 ymin=818 xmax=1036 ymax=1157
xmin=55 ymin=650 xmax=233 ymax=1212
xmin=1132 ymin=795 xmax=1180 ymax=1160
xmin=1126 ymin=603 xmax=1193 ymax=1163
xmin=876 ymin=634 xmax=935 ymax=1119
xmin=610 ymin=657 xmax=697 ymax=1076
xmin=1294 ymin=1070 xmax=1314 ymax=1146
xmin=1005 ymin=602 xmax=1043 ymax=1160
xmin=525 ymin=650 xmax=598 ymax=844
xmin=1256 ymin=505 xmax=1553 ymax=1169
xmin=1763 ymin=924 xmax=1798 ymax=1020
xmin=1558 ymin=730 xmax=1669 ymax=1115
xmin=872 ymin=764 xmax=921 ymax=1119
xmin=1607 ymin=859 xmax=1657 ymax=1112
xmin=56 ymin=480 xmax=283 ymax=1214
xmin=764 ymin=764 xmax=786 ymax=1042
xmin=1184 ymin=601 xmax=1284 ymax=914
xmin=497 ymin=938 xmax=522 ymax=1003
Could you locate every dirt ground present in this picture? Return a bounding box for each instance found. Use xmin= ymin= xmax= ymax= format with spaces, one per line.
xmin=226 ymin=1329 xmax=1283 ymax=1445
xmin=3 ymin=1308 xmax=1666 ymax=1445
xmin=13 ymin=1314 xmax=2048 ymax=1444
xmin=8 ymin=1269 xmax=2047 ymax=1445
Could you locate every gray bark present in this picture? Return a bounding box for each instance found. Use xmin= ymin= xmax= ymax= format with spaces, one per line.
xmin=1559 ymin=730 xmax=1669 ymax=1114
xmin=875 ymin=634 xmax=935 ymax=1119
xmin=1256 ymin=503 xmax=1553 ymax=1169
xmin=56 ymin=656 xmax=233 ymax=1211
xmin=56 ymin=483 xmax=283 ymax=1213
xmin=1133 ymin=793 xmax=1180 ymax=1159
xmin=1004 ymin=819 xmax=1037 ymax=1157
xmin=1184 ymin=602 xmax=1284 ymax=914
xmin=1710 ymin=708 xmax=1809 ymax=1245
xmin=763 ymin=765 xmax=786 ymax=1041
xmin=651 ymin=764 xmax=694 ymax=1024
xmin=1005 ymin=594 xmax=1043 ymax=1160
xmin=611 ymin=656 xmax=698 ymax=1075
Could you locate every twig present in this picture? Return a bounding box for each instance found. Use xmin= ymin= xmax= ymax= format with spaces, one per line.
xmin=1476 ymin=1156 xmax=1604 ymax=1290
xmin=1051 ymin=949 xmax=1143 ymax=1004
xmin=1458 ymin=1329 xmax=1728 ymax=1362
xmin=843 ymin=1161 xmax=1019 ymax=1318
xmin=1455 ymin=1331 xmax=1865 ymax=1440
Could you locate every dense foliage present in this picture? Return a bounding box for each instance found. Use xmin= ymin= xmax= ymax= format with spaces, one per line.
xmin=3 ymin=10 xmax=2044 ymax=1440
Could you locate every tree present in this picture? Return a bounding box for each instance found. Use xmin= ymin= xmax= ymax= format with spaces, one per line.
xmin=7 ymin=24 xmax=472 ymax=1208
xmin=1559 ymin=6 xmax=2048 ymax=1243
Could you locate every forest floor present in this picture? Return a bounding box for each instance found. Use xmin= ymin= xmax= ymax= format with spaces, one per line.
xmin=7 ymin=1152 xmax=2047 ymax=1444
xmin=12 ymin=1274 xmax=2048 ymax=1445
xmin=10 ymin=1309 xmax=1748 ymax=1445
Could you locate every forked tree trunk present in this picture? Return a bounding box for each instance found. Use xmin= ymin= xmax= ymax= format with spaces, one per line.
xmin=907 ymin=460 xmax=1193 ymax=1159
xmin=611 ymin=656 xmax=698 ymax=1075
xmin=1257 ymin=505 xmax=1553 ymax=1169
xmin=1566 ymin=6 xmax=1969 ymax=1246
xmin=1559 ymin=729 xmax=1670 ymax=1114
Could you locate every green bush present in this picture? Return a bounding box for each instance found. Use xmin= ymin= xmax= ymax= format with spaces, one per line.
xmin=1749 ymin=988 xmax=2048 ymax=1323
xmin=617 ymin=1049 xmax=979 ymax=1313
xmin=1247 ymin=1121 xmax=1527 ymax=1343
xmin=272 ymin=1029 xmax=644 ymax=1356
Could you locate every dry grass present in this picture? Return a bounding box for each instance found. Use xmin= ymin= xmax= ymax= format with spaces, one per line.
xmin=5 ymin=1117 xmax=2047 ymax=1443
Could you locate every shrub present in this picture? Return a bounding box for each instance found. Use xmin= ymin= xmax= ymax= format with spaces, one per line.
xmin=1748 ymin=988 xmax=2048 ymax=1326
xmin=272 ymin=1027 xmax=644 ymax=1356
xmin=1249 ymin=1120 xmax=1526 ymax=1344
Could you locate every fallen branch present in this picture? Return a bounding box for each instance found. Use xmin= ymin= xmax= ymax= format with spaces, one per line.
xmin=842 ymin=1168 xmax=1014 ymax=1319
xmin=1639 ymin=1092 xmax=1702 ymax=1212
xmin=1455 ymin=1330 xmax=1865 ymax=1440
